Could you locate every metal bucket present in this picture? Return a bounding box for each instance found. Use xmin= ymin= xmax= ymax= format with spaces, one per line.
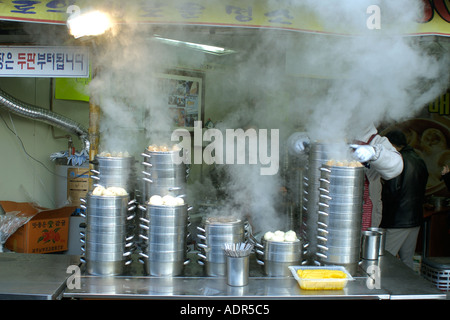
xmin=196 ymin=217 xmax=246 ymax=276
xmin=255 ymin=238 xmax=302 ymax=277
xmin=315 ymin=164 xmax=364 ymax=274
xmin=138 ymin=203 xmax=191 ymax=276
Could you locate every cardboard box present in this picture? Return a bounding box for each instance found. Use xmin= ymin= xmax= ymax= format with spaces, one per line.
xmin=2 ymin=201 xmax=77 ymax=254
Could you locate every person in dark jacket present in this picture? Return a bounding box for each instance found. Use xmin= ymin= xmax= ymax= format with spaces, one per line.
xmin=380 ymin=130 xmax=428 ymax=269
xmin=441 ymin=164 xmax=450 ymax=190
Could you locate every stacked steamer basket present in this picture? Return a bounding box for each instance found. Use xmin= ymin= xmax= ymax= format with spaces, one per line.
xmin=140 ymin=145 xmax=189 ymax=199
xmin=138 ymin=145 xmax=191 ymax=276
xmin=315 ymin=162 xmax=365 ymax=275
xmin=90 ymin=152 xmax=138 ymax=251
xmin=90 ymin=152 xmax=137 ymax=197
xmin=301 ymin=143 xmax=341 ymax=263
xmin=80 ymin=190 xmax=136 ymax=275
xmin=196 ymin=217 xmax=247 ymax=276
xmin=79 ymin=152 xmax=137 ymax=276
xmin=255 ymin=232 xmax=302 ymax=277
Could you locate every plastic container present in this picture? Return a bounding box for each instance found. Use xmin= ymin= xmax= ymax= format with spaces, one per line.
xmin=289 ymin=266 xmax=354 ymax=290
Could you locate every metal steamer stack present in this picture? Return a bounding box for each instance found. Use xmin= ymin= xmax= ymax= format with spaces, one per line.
xmin=315 ymin=164 xmax=365 ymax=275
xmin=80 ymin=193 xmax=136 ymax=275
xmin=80 ymin=155 xmax=137 ymax=276
xmin=301 ymin=143 xmax=342 ymax=263
xmin=90 ymin=155 xmax=137 ymax=198
xmin=138 ymin=148 xmax=191 ymax=276
xmin=196 ymin=217 xmax=248 ymax=276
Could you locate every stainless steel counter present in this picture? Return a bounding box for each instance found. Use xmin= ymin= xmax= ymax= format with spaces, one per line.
xmin=63 ymin=251 xmax=445 ymax=300
xmin=0 ymin=252 xmax=81 ymax=300
xmin=0 ymin=251 xmax=445 ymax=300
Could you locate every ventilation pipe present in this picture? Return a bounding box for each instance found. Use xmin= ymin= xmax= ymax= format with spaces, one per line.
xmin=0 ymin=87 xmax=90 ymax=153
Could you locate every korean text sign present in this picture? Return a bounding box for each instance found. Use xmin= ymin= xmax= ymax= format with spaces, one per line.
xmin=0 ymin=46 xmax=89 ymax=78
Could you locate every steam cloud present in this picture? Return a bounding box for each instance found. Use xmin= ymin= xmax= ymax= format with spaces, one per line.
xmin=87 ymin=0 xmax=449 ymax=235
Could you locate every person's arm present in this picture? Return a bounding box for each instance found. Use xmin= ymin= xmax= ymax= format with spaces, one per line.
xmin=370 ymin=141 xmax=403 ymax=180
xmin=350 ymin=135 xmax=403 ymax=180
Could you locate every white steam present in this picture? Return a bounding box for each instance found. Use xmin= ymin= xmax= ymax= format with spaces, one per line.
xmin=87 ymin=0 xmax=449 ymax=236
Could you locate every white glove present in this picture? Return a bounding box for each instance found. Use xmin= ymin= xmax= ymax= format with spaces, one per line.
xmin=287 ymin=132 xmax=310 ymax=155
xmin=349 ymin=144 xmax=376 ymax=162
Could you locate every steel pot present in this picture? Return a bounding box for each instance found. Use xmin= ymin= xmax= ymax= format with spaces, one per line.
xmin=196 ymin=217 xmax=247 ymax=276
xmin=255 ymin=238 xmax=302 ymax=277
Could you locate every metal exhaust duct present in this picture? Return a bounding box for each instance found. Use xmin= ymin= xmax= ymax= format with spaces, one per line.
xmin=0 ymin=87 xmax=89 ymax=152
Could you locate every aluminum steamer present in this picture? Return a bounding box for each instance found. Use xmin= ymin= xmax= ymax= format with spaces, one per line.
xmin=138 ymin=203 xmax=191 ymax=276
xmin=196 ymin=217 xmax=247 ymax=276
xmin=315 ymin=164 xmax=364 ymax=275
xmin=302 ymin=143 xmax=342 ymax=263
xmin=80 ymin=193 xmax=136 ymax=275
xmin=90 ymin=155 xmax=137 ymax=196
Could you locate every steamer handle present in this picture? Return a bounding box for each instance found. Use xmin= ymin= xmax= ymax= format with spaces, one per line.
xmin=316 ymin=252 xmax=328 ymax=259
xmin=139 ymin=217 xmax=150 ymax=224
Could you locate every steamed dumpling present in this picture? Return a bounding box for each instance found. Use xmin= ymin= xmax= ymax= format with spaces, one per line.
xmin=92 ymin=185 xmax=105 ymax=196
xmin=149 ymin=195 xmax=163 ymax=206
xmin=264 ymin=229 xmax=298 ymax=242
xmin=162 ymin=195 xmax=178 ymax=206
xmin=284 ymin=230 xmax=298 ymax=242
xmin=175 ymin=197 xmax=185 ymax=205
xmin=107 ymin=187 xmax=128 ymax=196
xmin=264 ymin=231 xmax=274 ymax=241
xmin=271 ymin=234 xmax=285 ymax=242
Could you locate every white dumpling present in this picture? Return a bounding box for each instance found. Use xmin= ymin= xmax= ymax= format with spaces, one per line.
xmin=162 ymin=195 xmax=177 ymax=206
xmin=107 ymin=187 xmax=127 ymax=196
xmin=264 ymin=231 xmax=274 ymax=241
xmin=92 ymin=186 xmax=105 ymax=196
xmin=284 ymin=230 xmax=297 ymax=241
xmin=284 ymin=232 xmax=297 ymax=242
xmin=271 ymin=234 xmax=285 ymax=242
xmin=102 ymin=188 xmax=115 ymax=196
xmin=175 ymin=197 xmax=184 ymax=205
xmin=274 ymin=230 xmax=285 ymax=238
xmin=149 ymin=195 xmax=163 ymax=206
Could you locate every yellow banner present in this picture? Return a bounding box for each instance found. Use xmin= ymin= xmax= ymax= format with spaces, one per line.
xmin=0 ymin=0 xmax=449 ymax=36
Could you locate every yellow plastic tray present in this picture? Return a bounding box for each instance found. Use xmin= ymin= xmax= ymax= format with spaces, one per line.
xmin=289 ymin=266 xmax=353 ymax=290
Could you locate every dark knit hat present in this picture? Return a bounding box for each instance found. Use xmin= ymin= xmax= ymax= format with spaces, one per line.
xmin=385 ymin=130 xmax=407 ymax=147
